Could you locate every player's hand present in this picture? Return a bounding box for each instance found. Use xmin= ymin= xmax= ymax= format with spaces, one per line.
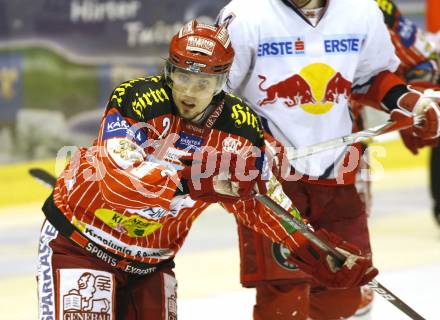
xmin=391 ymin=87 xmax=440 ymax=154
xmin=392 ymin=87 xmax=440 ymax=140
xmin=287 ymin=229 xmax=378 ymax=288
xmin=398 ymin=129 xmax=438 ymax=155
xmin=180 ymin=147 xmax=266 ymax=203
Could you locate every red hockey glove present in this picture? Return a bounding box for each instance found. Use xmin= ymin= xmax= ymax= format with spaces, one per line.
xmin=391 ymin=87 xmax=440 ymax=140
xmin=180 ymin=147 xmax=266 ymax=203
xmin=398 ymin=129 xmax=439 ymax=155
xmin=287 ymin=229 xmax=378 ymax=288
xmin=390 ymin=87 xmax=440 ymax=154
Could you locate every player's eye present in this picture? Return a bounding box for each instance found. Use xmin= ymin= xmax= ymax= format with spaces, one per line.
xmin=197 ymin=80 xmax=210 ymax=90
xmin=176 ymin=74 xmax=189 ymax=82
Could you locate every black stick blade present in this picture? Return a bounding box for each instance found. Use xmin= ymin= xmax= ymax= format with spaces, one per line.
xmin=29 ymin=168 xmax=57 ymax=188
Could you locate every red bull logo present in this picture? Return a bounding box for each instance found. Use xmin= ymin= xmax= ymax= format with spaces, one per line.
xmin=321 ymin=71 xmax=352 ymax=104
xmin=258 ymin=74 xmax=315 ymax=107
xmin=257 ymin=63 xmax=352 ymax=115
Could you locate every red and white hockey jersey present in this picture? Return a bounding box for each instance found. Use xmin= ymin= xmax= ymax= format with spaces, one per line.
xmin=52 ymin=75 xmax=303 ymax=265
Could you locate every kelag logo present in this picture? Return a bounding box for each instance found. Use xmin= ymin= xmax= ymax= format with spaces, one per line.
xmin=257 ymin=63 xmax=352 ymax=115
xmin=102 ymin=111 xmax=147 ymax=144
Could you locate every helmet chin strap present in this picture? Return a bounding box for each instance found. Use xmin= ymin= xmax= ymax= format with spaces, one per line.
xmin=184 ymin=102 xmax=215 ymax=124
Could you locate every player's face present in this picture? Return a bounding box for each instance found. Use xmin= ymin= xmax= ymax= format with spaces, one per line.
xmin=171 ymin=69 xmax=218 ymax=121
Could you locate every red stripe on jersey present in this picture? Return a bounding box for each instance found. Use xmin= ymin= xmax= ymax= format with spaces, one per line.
xmin=71 ymin=231 xmax=88 ymax=247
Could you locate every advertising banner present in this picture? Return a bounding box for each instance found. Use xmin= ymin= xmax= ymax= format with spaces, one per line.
xmin=0 ymin=0 xmax=226 ymax=63
xmin=0 ymin=0 xmax=226 ymax=162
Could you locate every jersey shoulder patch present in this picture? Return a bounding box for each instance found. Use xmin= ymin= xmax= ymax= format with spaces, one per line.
xmin=215 ymin=93 xmax=264 ymax=145
xmin=109 ymin=76 xmax=173 ymax=122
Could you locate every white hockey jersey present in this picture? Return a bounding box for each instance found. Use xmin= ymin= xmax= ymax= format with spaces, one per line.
xmin=218 ymin=0 xmax=400 ymax=180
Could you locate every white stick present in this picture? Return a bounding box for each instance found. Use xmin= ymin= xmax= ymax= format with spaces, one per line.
xmin=286 ymin=114 xmax=423 ymax=161
xmin=286 ymin=89 xmax=440 ymax=161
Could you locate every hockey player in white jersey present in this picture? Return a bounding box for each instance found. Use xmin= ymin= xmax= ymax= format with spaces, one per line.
xmin=217 ymin=0 xmax=440 ymax=319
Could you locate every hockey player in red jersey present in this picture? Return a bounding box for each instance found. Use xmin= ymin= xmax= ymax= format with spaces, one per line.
xmin=218 ymin=0 xmax=440 ymax=319
xmin=36 ymin=20 xmax=377 ymax=320
xmin=348 ymin=1 xmax=440 ymax=317
xmin=374 ymin=0 xmax=439 ymax=154
xmin=374 ymin=0 xmax=440 ymax=228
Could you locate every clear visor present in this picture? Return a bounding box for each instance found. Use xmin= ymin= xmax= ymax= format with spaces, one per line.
xmin=165 ymin=61 xmax=228 ymax=97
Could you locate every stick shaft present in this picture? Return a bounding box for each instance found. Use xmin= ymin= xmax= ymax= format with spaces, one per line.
xmin=29 ymin=168 xmax=57 ymax=188
xmin=286 ymin=115 xmax=421 ymax=161
xmin=254 ymin=194 xmax=345 ymax=261
xmin=255 ymin=194 xmax=426 ymax=320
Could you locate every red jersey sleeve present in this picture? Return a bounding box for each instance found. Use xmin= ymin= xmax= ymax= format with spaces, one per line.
xmin=94 ymin=86 xmax=181 ymax=211
xmin=376 ymin=0 xmax=437 ymax=73
xmin=221 ymin=172 xmax=306 ymax=254
xmin=352 ymin=1 xmax=438 ymax=111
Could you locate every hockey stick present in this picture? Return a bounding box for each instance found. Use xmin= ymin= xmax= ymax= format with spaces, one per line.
xmin=29 ymin=168 xmax=57 ymax=188
xmin=286 ymin=113 xmax=423 ymax=161
xmin=29 ymin=167 xmax=425 ymax=319
xmin=287 ymin=89 xmax=440 ymax=161
xmin=255 ymin=194 xmax=426 ymax=320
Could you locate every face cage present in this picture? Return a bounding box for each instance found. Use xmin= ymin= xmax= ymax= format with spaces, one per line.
xmin=164 ymin=61 xmax=228 ymax=96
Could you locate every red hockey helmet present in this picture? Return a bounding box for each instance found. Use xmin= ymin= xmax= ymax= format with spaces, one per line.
xmin=165 ymin=20 xmax=234 ymax=95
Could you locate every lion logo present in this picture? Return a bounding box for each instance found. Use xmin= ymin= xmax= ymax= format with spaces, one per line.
xmin=63 ymin=272 xmax=112 ymax=313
